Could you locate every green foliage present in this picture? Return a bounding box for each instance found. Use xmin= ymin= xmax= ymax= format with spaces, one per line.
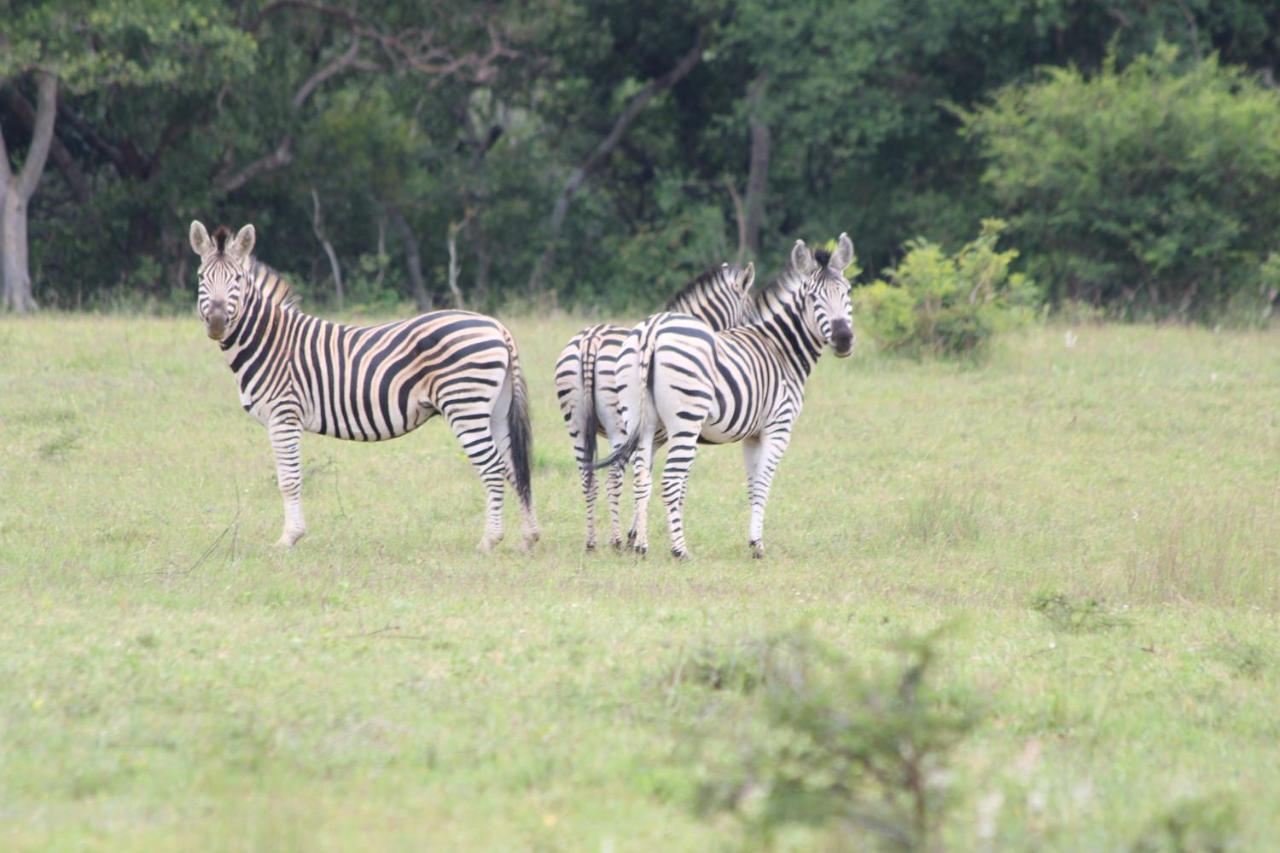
xmin=1031 ymin=592 xmax=1126 ymax=634
xmin=1131 ymin=795 xmax=1240 ymax=852
xmin=694 ymin=628 xmax=979 ymax=850
xmin=964 ymin=44 xmax=1280 ymax=319
xmin=855 ymin=219 xmax=1034 ymax=358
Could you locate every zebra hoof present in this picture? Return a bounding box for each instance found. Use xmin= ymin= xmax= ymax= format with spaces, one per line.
xmin=671 ymin=548 xmax=690 ymax=561
xmin=749 ymin=540 xmax=764 ymax=559
xmin=632 ymin=543 xmax=648 ymax=557
xmin=476 ymin=535 xmax=502 ymax=553
xmin=585 ymin=541 xmax=597 ymax=553
xmin=276 ymin=529 xmax=305 ymax=548
xmin=609 ymin=538 xmax=624 ymax=552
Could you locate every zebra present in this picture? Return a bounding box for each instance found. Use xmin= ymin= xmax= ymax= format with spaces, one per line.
xmin=553 ymin=262 xmax=756 ymax=551
xmin=596 ymin=234 xmax=855 ymax=559
xmin=188 ymin=220 xmax=538 ymax=551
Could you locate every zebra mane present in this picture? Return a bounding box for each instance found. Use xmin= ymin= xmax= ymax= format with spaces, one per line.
xmin=663 ymin=262 xmax=742 ymax=311
xmin=212 ymin=225 xmax=232 ymax=253
xmin=247 ymin=259 xmax=301 ymax=311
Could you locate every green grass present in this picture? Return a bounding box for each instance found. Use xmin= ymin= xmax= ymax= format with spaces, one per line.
xmin=1 ymin=314 xmax=1278 ymax=849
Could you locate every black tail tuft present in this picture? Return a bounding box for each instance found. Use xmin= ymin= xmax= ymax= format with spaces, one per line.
xmin=592 ymin=426 xmax=640 ymax=471
xmin=508 ymin=361 xmax=534 ymax=511
xmin=580 ymin=331 xmax=600 ymax=478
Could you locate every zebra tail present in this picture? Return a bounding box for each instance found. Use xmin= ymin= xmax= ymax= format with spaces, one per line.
xmin=505 ymin=336 xmax=534 ymax=511
xmin=592 ymin=328 xmax=651 ymax=471
xmin=580 ymin=330 xmax=600 ymax=476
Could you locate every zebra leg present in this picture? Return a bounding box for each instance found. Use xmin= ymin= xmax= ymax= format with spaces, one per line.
xmin=269 ymin=415 xmax=306 ymax=547
xmin=743 ymin=424 xmax=793 ymax=558
xmin=447 ymin=407 xmax=508 ymax=552
xmin=579 ymin=457 xmax=599 ymax=551
xmin=628 ymin=431 xmax=656 ymax=556
xmin=606 ymin=442 xmax=626 ymax=550
xmin=661 ymin=430 xmax=702 ymax=560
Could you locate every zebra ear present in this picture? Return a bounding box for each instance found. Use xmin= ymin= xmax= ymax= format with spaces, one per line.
xmin=790 ymin=239 xmax=818 ymax=276
xmin=227 ymin=224 xmax=256 ymax=262
xmin=830 ymin=232 xmax=855 ymax=273
xmin=739 ymin=261 xmax=756 ymax=293
xmin=189 ymin=221 xmax=213 ymax=257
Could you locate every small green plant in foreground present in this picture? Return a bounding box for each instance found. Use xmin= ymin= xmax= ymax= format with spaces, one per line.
xmin=1130 ymin=794 xmax=1240 ymax=852
xmin=693 ymin=628 xmax=979 ymax=850
xmin=1031 ymin=591 xmax=1126 ymax=634
xmin=855 ymin=218 xmax=1035 ymax=359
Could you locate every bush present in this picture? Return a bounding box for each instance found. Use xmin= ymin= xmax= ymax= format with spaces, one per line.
xmin=963 ymin=45 xmax=1280 ymax=321
xmin=855 ymin=219 xmax=1034 ymax=358
xmin=693 ymin=628 xmax=979 ymax=850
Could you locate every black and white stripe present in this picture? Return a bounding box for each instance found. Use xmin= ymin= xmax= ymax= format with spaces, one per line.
xmin=189 ymin=221 xmax=538 ymax=551
xmin=553 ymin=263 xmax=755 ymax=550
xmin=596 ymin=234 xmax=856 ymax=558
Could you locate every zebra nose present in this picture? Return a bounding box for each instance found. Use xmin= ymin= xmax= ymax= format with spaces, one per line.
xmin=206 ymin=300 xmax=228 ymax=339
xmin=831 ymin=320 xmax=854 ymax=355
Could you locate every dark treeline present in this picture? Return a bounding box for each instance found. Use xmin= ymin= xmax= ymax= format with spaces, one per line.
xmin=1 ymin=0 xmax=1278 ymax=315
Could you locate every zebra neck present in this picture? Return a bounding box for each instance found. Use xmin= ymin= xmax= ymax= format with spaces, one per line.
xmin=219 ymin=283 xmax=296 ymax=404
xmin=749 ymin=292 xmax=823 ymax=381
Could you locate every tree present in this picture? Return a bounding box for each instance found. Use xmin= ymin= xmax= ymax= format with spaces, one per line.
xmin=963 ymin=44 xmax=1280 ymax=316
xmin=0 ymin=71 xmax=55 ymax=311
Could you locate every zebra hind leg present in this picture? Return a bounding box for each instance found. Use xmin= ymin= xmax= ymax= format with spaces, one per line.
xmin=446 ymin=406 xmax=508 ymax=552
xmin=606 ymin=443 xmax=626 ymax=550
xmin=660 ymin=429 xmax=702 ymax=560
xmin=628 ymin=431 xmax=656 ymax=556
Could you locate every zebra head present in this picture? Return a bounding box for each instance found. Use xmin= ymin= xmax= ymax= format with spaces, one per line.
xmin=791 ymin=233 xmax=855 ymax=358
xmin=189 ymin=221 xmax=255 ymax=342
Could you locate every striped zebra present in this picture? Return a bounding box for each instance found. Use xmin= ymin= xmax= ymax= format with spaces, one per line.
xmin=597 ymin=234 xmax=855 ymax=559
xmin=553 ymin=262 xmax=755 ymax=551
xmin=188 ymin=221 xmax=538 ymax=551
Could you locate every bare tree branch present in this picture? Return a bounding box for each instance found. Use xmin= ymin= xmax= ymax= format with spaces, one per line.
xmin=16 ymin=71 xmax=57 ymax=199
xmin=526 ymin=32 xmax=705 ymax=294
xmin=446 ymin=211 xmax=473 ymax=310
xmin=722 ymin=175 xmax=747 ymax=266
xmin=217 ymin=138 xmax=294 ymax=195
xmin=744 ymin=72 xmax=770 ymax=259
xmin=310 ymin=187 xmax=344 ymax=309
xmin=2 ymin=85 xmax=88 ymax=202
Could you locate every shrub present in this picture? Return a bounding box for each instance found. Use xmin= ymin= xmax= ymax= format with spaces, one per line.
xmin=963 ymin=44 xmax=1280 ymax=321
xmin=855 ymin=219 xmax=1034 ymax=358
xmin=693 ymin=628 xmax=979 ymax=850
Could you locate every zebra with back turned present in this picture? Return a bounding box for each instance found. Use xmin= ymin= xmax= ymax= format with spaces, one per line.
xmin=554 ymin=262 xmax=755 ymax=551
xmin=596 ymin=235 xmax=855 ymax=559
xmin=189 ymin=221 xmax=538 ymax=551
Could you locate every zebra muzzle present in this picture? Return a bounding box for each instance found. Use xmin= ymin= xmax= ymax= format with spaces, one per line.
xmin=205 ymin=310 xmax=227 ymax=340
xmin=831 ymin=321 xmax=854 ymax=357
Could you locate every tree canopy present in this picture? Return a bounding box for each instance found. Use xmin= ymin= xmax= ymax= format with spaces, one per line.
xmin=1 ymin=0 xmax=1278 ymax=315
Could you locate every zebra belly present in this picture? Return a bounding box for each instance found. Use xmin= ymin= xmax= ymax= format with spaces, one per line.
xmin=302 ymin=395 xmax=438 ymax=441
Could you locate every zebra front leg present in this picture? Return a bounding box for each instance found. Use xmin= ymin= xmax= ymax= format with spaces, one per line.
xmin=448 ymin=408 xmax=508 ymax=552
xmin=269 ymin=416 xmax=306 ymax=547
xmin=661 ymin=430 xmax=701 ymax=560
xmin=743 ymin=424 xmax=793 ymax=558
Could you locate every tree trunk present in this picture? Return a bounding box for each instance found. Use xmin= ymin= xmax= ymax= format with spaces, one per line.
xmin=0 ymin=71 xmax=57 ymax=313
xmin=391 ymin=208 xmax=430 ymax=310
xmin=744 ymin=73 xmax=770 ymax=259
xmin=2 ymin=191 xmax=36 ymax=312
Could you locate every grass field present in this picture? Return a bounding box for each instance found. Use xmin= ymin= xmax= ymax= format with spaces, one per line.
xmin=1 ymin=314 xmax=1278 ymax=850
